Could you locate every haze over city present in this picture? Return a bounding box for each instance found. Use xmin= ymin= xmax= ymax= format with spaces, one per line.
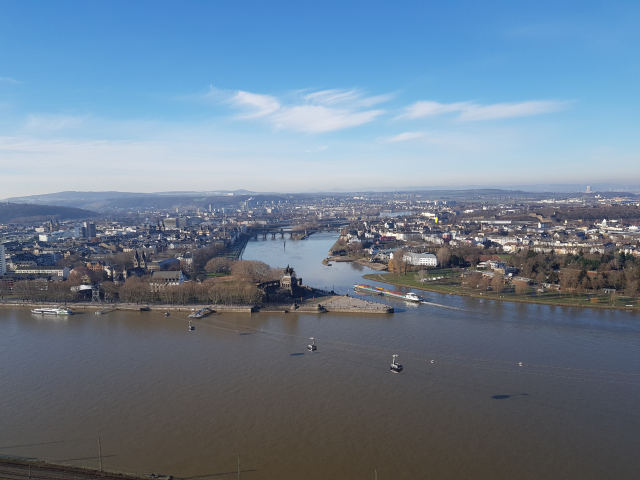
xmin=1 ymin=1 xmax=639 ymax=197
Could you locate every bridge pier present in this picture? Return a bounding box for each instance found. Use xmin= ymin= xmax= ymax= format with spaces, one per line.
xmin=272 ymin=232 xmax=276 ymax=239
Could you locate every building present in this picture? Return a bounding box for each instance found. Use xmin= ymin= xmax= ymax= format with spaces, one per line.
xmin=13 ymin=266 xmax=70 ymax=280
xmin=84 ymin=222 xmax=96 ymax=239
xmin=0 ymin=244 xmax=6 ymax=275
xmin=86 ymin=261 xmax=106 ymax=272
xmin=149 ymin=270 xmax=187 ymax=291
xmin=132 ymin=250 xmax=147 ymax=269
xmin=402 ymin=252 xmax=438 ymax=267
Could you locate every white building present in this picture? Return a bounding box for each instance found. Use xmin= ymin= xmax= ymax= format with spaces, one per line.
xmin=13 ymin=266 xmax=70 ymax=279
xmin=399 ymin=252 xmax=439 ymax=267
xmin=0 ymin=244 xmax=6 ymax=275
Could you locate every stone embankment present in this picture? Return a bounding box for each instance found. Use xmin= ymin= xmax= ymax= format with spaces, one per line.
xmin=0 ymin=296 xmax=393 ymax=314
xmin=321 ymin=295 xmax=394 ymax=314
xmin=0 ymin=301 xmax=255 ymax=313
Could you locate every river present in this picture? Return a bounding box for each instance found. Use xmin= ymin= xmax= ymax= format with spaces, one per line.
xmin=1 ymin=232 xmax=639 ymax=479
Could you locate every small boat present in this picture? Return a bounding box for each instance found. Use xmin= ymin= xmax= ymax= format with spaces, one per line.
xmin=307 ymin=337 xmax=317 ymax=351
xmin=355 ymin=284 xmax=423 ymax=302
xmin=31 ymin=307 xmax=73 ymax=315
xmin=390 ymin=354 xmax=403 ymax=373
xmin=95 ymin=307 xmax=117 ymax=315
xmin=164 ymin=312 xmax=170 ymax=317
xmin=188 ymin=320 xmax=195 ymax=331
xmin=140 ymin=307 xmax=151 ymax=312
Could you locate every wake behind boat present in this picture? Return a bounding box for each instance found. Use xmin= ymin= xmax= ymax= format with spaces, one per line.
xmin=31 ymin=307 xmax=73 ymax=315
xmin=354 ymin=284 xmax=423 ymax=302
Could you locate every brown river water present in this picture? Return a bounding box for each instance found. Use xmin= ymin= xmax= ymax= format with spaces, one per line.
xmin=1 ymin=233 xmax=640 ymax=479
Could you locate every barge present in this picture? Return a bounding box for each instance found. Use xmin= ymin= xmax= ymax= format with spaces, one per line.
xmin=354 ymin=284 xmax=422 ymax=302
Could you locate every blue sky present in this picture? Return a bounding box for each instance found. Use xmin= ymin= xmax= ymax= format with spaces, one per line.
xmin=1 ymin=0 xmax=639 ymax=196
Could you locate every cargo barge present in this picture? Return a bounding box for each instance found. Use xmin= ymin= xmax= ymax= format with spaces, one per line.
xmin=354 ymin=284 xmax=422 ymax=302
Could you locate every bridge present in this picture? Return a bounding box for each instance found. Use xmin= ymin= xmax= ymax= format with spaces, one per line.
xmin=245 ymin=221 xmax=348 ymax=240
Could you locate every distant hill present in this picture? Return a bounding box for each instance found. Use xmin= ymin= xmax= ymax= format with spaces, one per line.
xmin=2 ymin=190 xmax=264 ymax=210
xmin=0 ymin=203 xmax=96 ymax=224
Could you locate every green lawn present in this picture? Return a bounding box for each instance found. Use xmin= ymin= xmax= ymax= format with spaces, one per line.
xmin=363 ymin=272 xmax=639 ymax=310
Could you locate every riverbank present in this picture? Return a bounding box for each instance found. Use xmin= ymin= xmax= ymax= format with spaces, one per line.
xmin=0 ymin=295 xmax=393 ymax=315
xmin=363 ymin=273 xmax=640 ymax=311
xmin=322 ymin=255 xmax=387 ymax=270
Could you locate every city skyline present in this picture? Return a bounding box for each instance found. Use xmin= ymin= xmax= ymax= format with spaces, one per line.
xmin=1 ymin=1 xmax=639 ymax=197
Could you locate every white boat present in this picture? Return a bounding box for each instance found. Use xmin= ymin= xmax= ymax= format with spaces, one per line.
xmin=307 ymin=337 xmax=317 ymax=351
xmin=31 ymin=307 xmax=73 ymax=315
xmin=404 ymin=292 xmax=422 ymax=302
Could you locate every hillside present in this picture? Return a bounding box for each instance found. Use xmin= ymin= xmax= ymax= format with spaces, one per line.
xmin=3 ymin=190 xmax=261 ymax=210
xmin=0 ymin=203 xmax=96 ymax=224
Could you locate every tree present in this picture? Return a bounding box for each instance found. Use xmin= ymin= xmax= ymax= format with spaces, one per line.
xmin=515 ymin=281 xmax=529 ymax=295
xmin=192 ymin=244 xmax=225 ymax=271
xmin=389 ymin=250 xmax=409 ymax=275
xmin=112 ymin=252 xmax=134 ymax=270
xmin=491 ymin=275 xmax=504 ymax=293
xmin=101 ymin=281 xmax=120 ymax=302
xmin=436 ymin=247 xmax=450 ymax=268
xmin=205 ymin=257 xmax=234 ymax=273
xmin=230 ymin=260 xmax=282 ymax=283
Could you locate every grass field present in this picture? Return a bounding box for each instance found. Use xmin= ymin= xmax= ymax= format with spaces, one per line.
xmin=362 ymin=272 xmax=639 ymax=310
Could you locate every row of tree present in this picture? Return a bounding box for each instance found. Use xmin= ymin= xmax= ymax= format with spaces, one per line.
xmin=5 ymin=276 xmax=263 ymax=305
xmin=205 ymin=258 xmax=283 ymax=283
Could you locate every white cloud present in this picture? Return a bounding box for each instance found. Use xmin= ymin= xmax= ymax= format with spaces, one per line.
xmin=397 ymin=99 xmax=569 ymax=122
xmin=386 ymin=131 xmax=425 ymax=142
xmin=306 ymin=145 xmax=328 ymax=153
xmin=304 ymin=89 xmax=393 ymax=108
xmin=22 ymin=114 xmax=87 ymax=133
xmin=271 ymin=105 xmax=384 ymax=133
xmin=457 ymin=101 xmax=568 ymax=121
xmin=398 ymin=101 xmax=471 ymax=120
xmin=229 ymin=90 xmax=281 ymax=119
xmin=215 ymin=86 xmax=389 ymax=133
xmin=304 ymin=89 xmax=361 ymax=106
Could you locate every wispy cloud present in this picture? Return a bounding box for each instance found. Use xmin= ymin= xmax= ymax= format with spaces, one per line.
xmin=306 ymin=145 xmax=328 ymax=153
xmin=229 ymin=91 xmax=281 ymax=119
xmin=0 ymin=77 xmax=21 ymax=84
xmin=23 ymin=114 xmax=87 ymax=133
xmin=386 ymin=131 xmax=425 ymax=142
xmin=211 ymin=86 xmax=390 ymax=133
xmin=270 ymin=105 xmax=384 ymax=133
xmin=397 ymin=100 xmax=569 ymax=122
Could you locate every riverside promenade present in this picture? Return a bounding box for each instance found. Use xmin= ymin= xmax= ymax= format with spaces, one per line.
xmin=0 ymin=296 xmax=394 ymax=315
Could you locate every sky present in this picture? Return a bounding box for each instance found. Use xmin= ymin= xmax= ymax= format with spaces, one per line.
xmin=1 ymin=0 xmax=639 ymax=197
